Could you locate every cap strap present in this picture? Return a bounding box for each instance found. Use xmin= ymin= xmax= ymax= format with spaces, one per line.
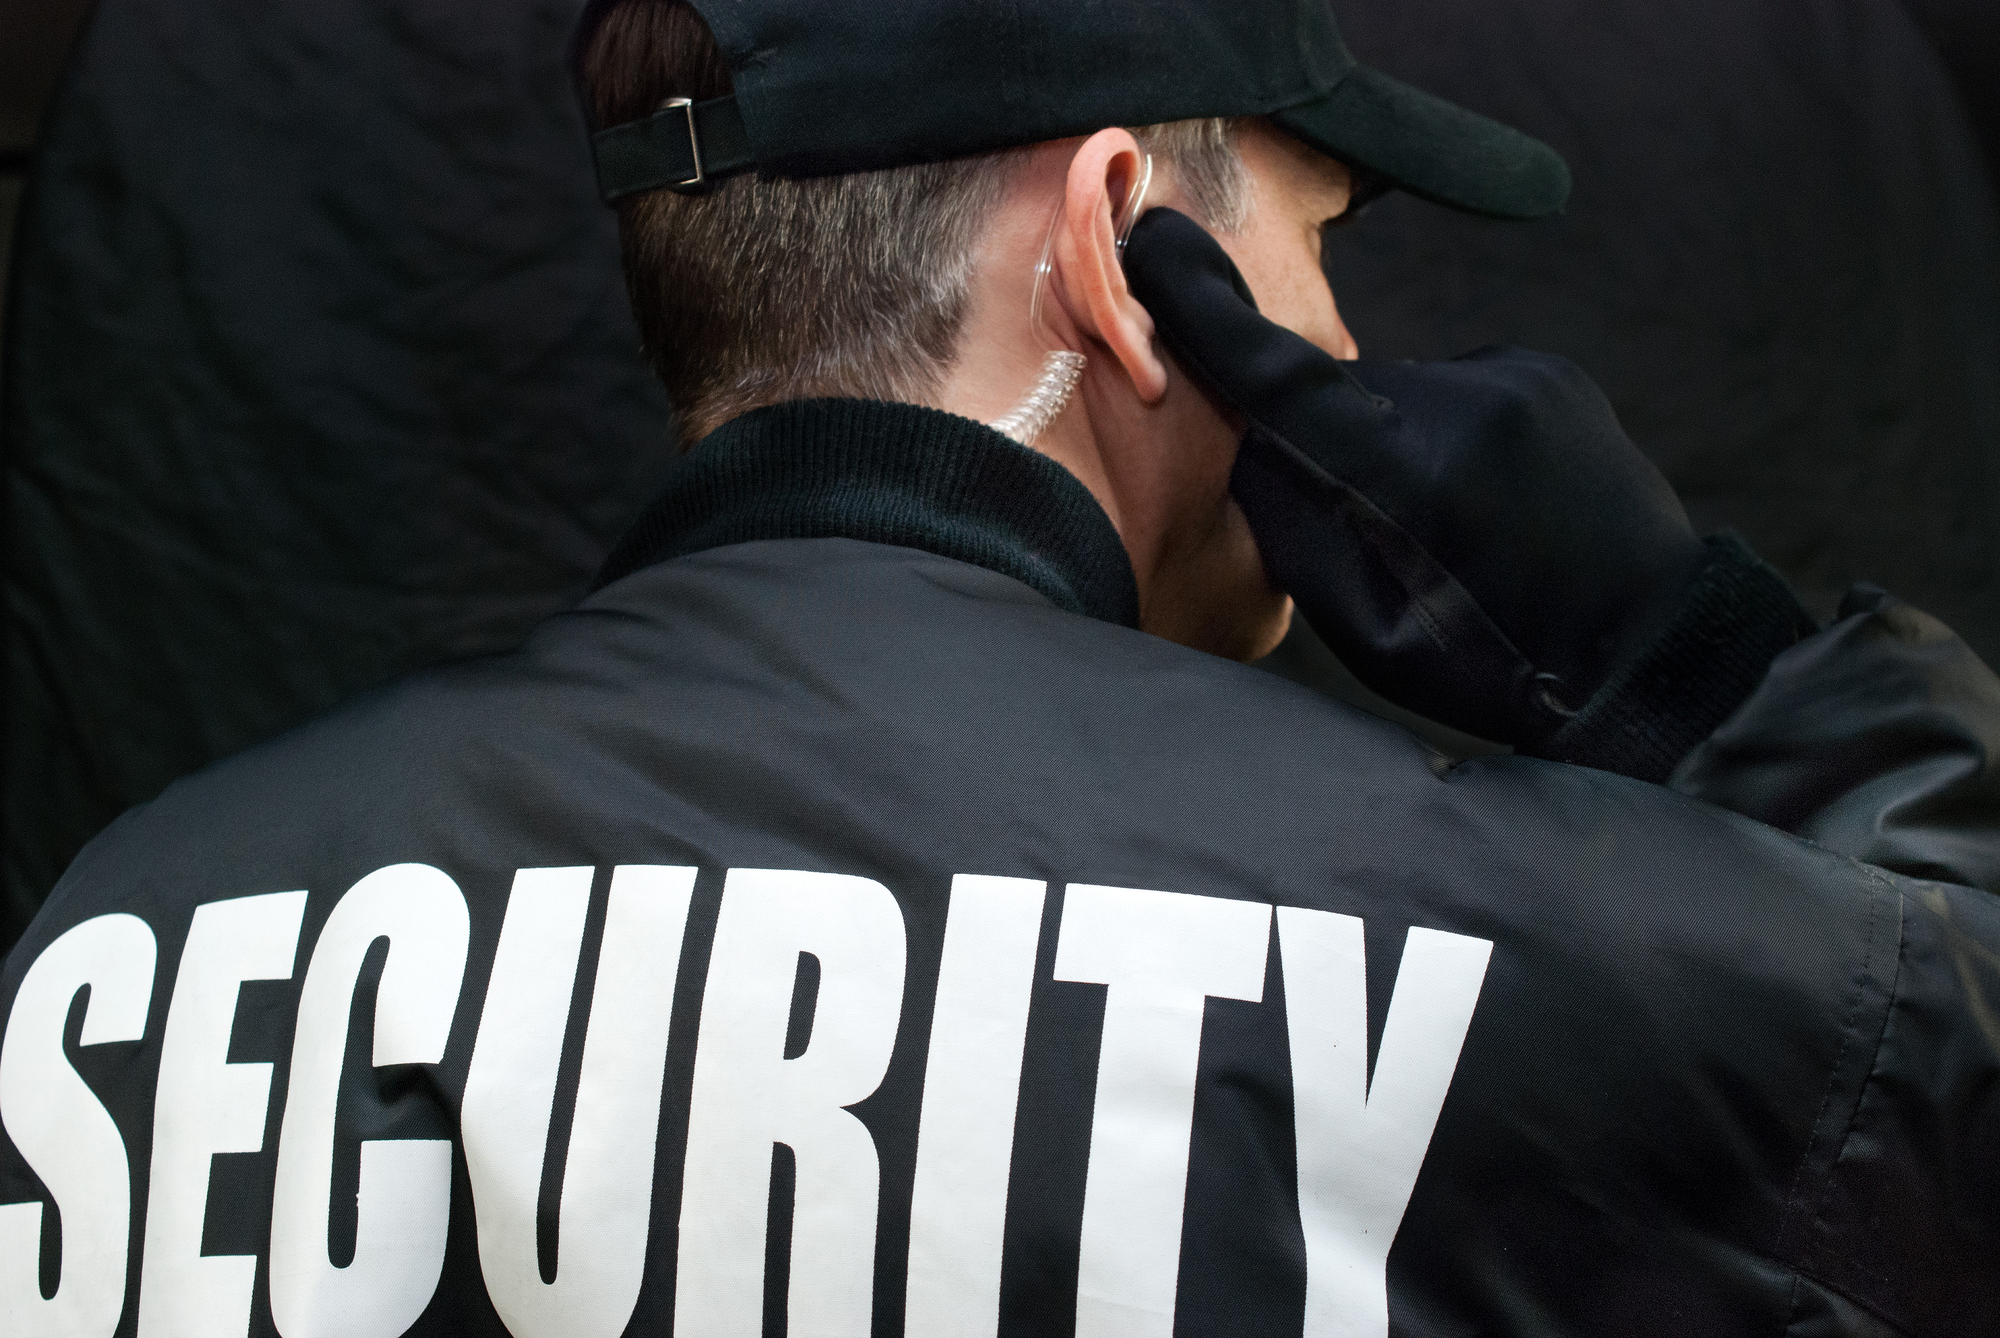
xmin=591 ymin=95 xmax=754 ymax=202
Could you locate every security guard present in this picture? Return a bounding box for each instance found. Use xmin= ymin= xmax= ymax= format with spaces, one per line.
xmin=4 ymin=1 xmax=1997 ymax=1336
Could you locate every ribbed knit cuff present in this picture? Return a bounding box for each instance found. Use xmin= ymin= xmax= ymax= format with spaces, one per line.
xmin=1532 ymin=533 xmax=1819 ymax=783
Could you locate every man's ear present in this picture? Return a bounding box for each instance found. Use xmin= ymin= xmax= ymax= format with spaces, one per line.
xmin=1055 ymin=129 xmax=1170 ymax=404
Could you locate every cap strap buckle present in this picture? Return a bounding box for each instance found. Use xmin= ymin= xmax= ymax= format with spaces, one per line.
xmin=662 ymin=97 xmax=704 ymax=190
xmin=591 ymin=94 xmax=755 ymax=204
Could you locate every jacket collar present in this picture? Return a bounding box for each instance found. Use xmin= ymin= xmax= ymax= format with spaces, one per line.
xmin=595 ymin=398 xmax=1142 ymax=627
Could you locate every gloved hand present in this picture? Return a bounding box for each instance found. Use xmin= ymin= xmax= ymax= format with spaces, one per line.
xmin=1123 ymin=207 xmax=1815 ymax=775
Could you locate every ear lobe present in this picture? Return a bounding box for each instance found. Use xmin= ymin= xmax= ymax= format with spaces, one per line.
xmin=1055 ymin=129 xmax=1170 ymax=404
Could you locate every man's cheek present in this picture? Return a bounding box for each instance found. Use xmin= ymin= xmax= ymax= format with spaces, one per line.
xmin=1262 ymin=259 xmax=1355 ymax=360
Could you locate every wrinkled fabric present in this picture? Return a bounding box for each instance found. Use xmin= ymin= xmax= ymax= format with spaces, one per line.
xmin=4 ymin=532 xmax=1998 ymax=1335
xmin=7 ymin=0 xmax=1999 ymax=959
xmin=1676 ymin=588 xmax=2000 ymax=893
xmin=0 ymin=0 xmax=676 ymax=947
xmin=6 ymin=396 xmax=2000 ymax=1332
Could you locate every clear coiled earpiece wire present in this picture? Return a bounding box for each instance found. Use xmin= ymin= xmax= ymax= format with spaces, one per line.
xmin=988 ymin=152 xmax=1154 ymax=447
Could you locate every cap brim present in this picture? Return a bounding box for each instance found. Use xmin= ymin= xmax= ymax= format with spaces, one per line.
xmin=1271 ymin=65 xmax=1570 ymax=220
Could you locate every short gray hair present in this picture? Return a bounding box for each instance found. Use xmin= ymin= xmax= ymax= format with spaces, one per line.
xmin=585 ymin=0 xmax=1250 ymax=445
xmin=1134 ymin=119 xmax=1253 ymax=234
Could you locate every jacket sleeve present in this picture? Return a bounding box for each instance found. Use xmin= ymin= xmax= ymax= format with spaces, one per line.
xmin=1774 ymin=873 xmax=2000 ymax=1331
xmin=1669 ymin=586 xmax=2000 ymax=893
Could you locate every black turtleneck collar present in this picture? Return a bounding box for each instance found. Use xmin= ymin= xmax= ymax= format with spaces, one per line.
xmin=595 ymin=399 xmax=1141 ymax=628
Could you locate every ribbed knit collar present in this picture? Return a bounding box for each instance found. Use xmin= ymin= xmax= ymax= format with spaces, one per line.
xmin=595 ymin=399 xmax=1141 ymax=627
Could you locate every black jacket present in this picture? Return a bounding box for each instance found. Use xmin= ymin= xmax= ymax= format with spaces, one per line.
xmin=3 ymin=399 xmax=1997 ymax=1337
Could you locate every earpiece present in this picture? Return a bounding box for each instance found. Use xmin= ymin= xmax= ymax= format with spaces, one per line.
xmin=988 ymin=153 xmax=1153 ymax=447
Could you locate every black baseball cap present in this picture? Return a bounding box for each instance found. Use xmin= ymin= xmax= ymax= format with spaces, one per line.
xmin=578 ymin=0 xmax=1570 ymax=221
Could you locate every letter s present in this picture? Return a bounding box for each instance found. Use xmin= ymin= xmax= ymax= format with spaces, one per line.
xmin=0 ymin=914 xmax=159 ymax=1337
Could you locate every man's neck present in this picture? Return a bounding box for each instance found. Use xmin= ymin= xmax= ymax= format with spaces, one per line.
xmin=933 ymin=341 xmax=1286 ymax=660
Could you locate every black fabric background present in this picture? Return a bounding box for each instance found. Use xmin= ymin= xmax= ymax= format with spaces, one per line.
xmin=1902 ymin=0 xmax=2000 ymax=188
xmin=4 ymin=0 xmax=1998 ymax=950
xmin=1 ymin=0 xmax=677 ymax=942
xmin=1322 ymin=0 xmax=2000 ymax=644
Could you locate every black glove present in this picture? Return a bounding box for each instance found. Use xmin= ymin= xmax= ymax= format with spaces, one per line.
xmin=1124 ymin=208 xmax=1818 ymax=779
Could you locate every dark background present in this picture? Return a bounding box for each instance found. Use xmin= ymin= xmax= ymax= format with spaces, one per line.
xmin=4 ymin=0 xmax=1998 ymax=950
xmin=0 ymin=0 xmax=93 ymax=346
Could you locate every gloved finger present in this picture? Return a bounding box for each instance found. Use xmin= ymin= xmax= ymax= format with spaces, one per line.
xmin=1122 ymin=208 xmax=1375 ymax=448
